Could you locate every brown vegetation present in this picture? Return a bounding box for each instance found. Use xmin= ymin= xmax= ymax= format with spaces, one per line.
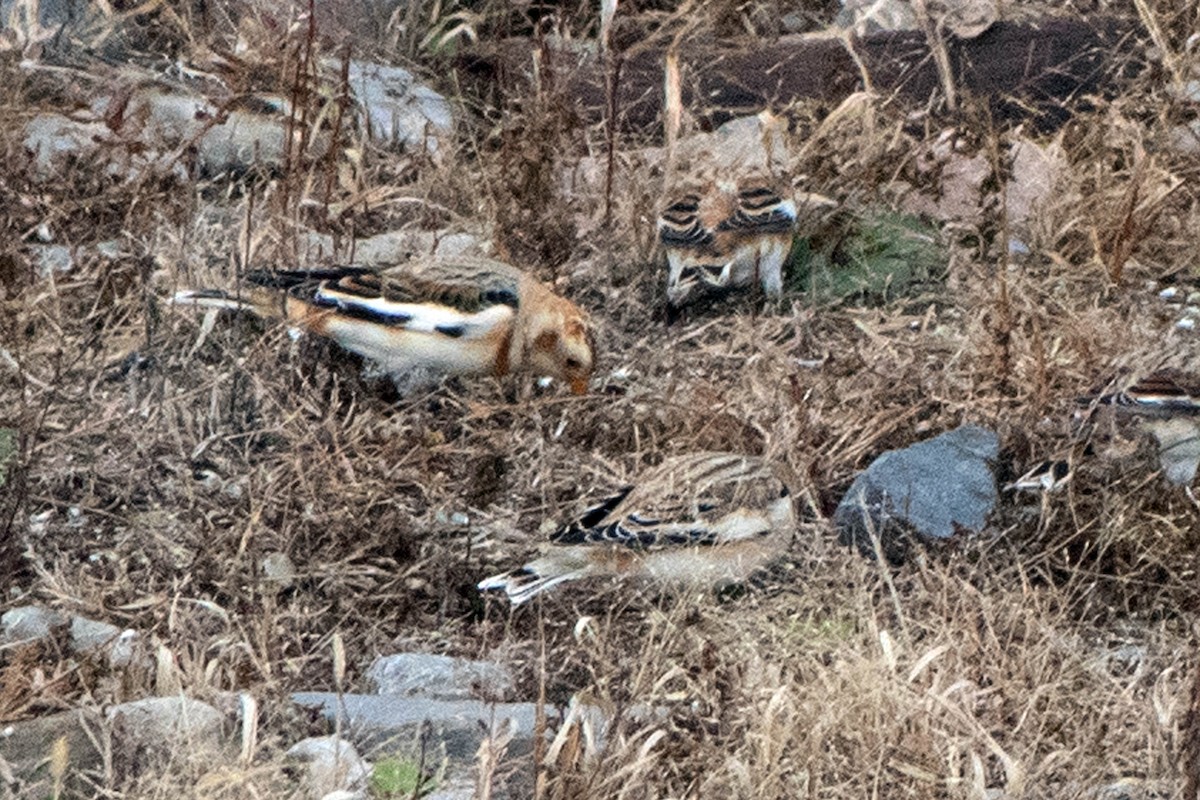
xmin=2 ymin=0 xmax=1199 ymax=797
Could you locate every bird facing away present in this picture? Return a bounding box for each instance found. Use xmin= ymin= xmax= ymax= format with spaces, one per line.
xmin=477 ymin=452 xmax=795 ymax=605
xmin=657 ymin=110 xmax=800 ymax=310
xmin=658 ymin=178 xmax=797 ymax=309
xmin=1079 ymin=369 xmax=1200 ymax=486
xmin=172 ymin=257 xmax=595 ymax=394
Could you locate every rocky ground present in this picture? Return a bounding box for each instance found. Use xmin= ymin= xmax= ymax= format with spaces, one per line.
xmin=3 ymin=1 xmax=1200 ymax=798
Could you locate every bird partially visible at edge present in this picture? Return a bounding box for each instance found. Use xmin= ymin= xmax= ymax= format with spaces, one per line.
xmin=1077 ymin=368 xmax=1200 ymax=488
xmin=477 ymin=452 xmax=795 ymax=605
xmin=172 ymin=256 xmax=595 ymax=394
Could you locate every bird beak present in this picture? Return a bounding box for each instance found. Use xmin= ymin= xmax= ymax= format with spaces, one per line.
xmin=570 ymin=377 xmax=588 ymax=395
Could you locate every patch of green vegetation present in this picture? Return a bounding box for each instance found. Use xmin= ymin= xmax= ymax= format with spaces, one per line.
xmin=788 ymin=208 xmax=946 ymax=305
xmin=0 ymin=428 xmax=15 ymax=491
xmin=371 ymin=756 xmax=429 ymax=798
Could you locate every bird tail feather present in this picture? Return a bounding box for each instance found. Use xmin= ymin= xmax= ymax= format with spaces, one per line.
xmin=477 ymin=566 xmax=586 ymax=605
xmin=171 ymin=288 xmax=287 ymax=320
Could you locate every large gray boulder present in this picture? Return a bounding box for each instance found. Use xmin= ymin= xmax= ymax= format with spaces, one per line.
xmin=835 ymin=425 xmax=999 ymax=562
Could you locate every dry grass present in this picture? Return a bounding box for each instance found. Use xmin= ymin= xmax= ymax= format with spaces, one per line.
xmin=2 ymin=0 xmax=1200 ymax=798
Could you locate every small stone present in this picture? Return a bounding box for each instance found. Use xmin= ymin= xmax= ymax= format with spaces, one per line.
xmin=1166 ymin=122 xmax=1200 ymax=156
xmin=367 ymin=653 xmax=515 ymax=701
xmin=107 ymin=629 xmax=142 ymax=668
xmin=780 ymin=11 xmax=807 ymax=33
xmin=197 ymin=109 xmax=288 ymax=175
xmin=94 ymin=240 xmax=124 ymax=259
xmin=29 ymin=244 xmax=74 ymax=278
xmin=69 ymin=615 xmax=122 ymax=655
xmin=933 ymin=0 xmax=998 ymax=39
xmin=1007 ymin=137 xmax=1068 ymax=228
xmin=421 ymin=777 xmax=477 ymax=800
xmin=1159 ymin=286 xmax=1179 ymax=300
xmin=286 ymin=736 xmax=371 ymax=800
xmin=838 ymin=0 xmax=917 ymax=33
xmin=261 ymin=552 xmax=297 ymax=589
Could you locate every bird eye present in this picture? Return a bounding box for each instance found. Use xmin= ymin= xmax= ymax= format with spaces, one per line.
xmin=565 ymin=358 xmax=582 ymax=370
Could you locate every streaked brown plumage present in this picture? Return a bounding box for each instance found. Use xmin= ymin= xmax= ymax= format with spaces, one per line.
xmin=1082 ymin=368 xmax=1200 ymax=417
xmin=658 ymin=177 xmax=797 ymax=308
xmin=478 ymin=452 xmax=795 ymax=605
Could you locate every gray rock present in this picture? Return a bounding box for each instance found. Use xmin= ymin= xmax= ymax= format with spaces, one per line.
xmin=0 ymin=0 xmax=75 ymax=33
xmin=260 ymin=552 xmax=297 ymax=590
xmin=286 ymin=735 xmax=372 ymax=800
xmin=292 ymin=693 xmax=540 ymax=761
xmin=291 ymin=692 xmax=664 ymax=767
xmin=134 ymin=89 xmax=210 ymax=145
xmin=930 ymin=0 xmax=998 ymax=39
xmin=105 ymin=628 xmax=142 ymax=668
xmin=296 ymin=229 xmax=486 ymax=265
xmin=1167 ymin=121 xmax=1200 ymax=157
xmin=1141 ymin=418 xmax=1200 ymax=486
xmin=106 ymin=696 xmax=225 ymax=756
xmin=367 ymin=653 xmax=515 ymax=701
xmin=0 ymin=606 xmax=142 ymax=667
xmin=93 ymin=241 xmax=120 ymax=260
xmin=69 ymin=615 xmax=121 ymax=654
xmin=1088 ymin=778 xmax=1170 ymax=800
xmin=352 ymin=230 xmax=485 ymax=265
xmin=22 ymin=114 xmax=109 ymax=180
xmin=835 ymin=425 xmax=999 ymax=562
xmin=1006 ymin=137 xmax=1068 ymax=230
xmin=345 ymin=60 xmax=454 ymax=157
xmin=0 ymin=709 xmax=105 ymax=793
xmin=28 ymin=244 xmax=74 ymax=278
xmin=1 ymin=605 xmax=68 ymax=644
xmin=196 ymin=108 xmax=288 ymax=175
xmin=838 ymin=0 xmax=917 ymax=34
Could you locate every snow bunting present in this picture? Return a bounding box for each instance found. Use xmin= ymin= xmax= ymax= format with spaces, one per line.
xmin=1005 ymin=457 xmax=1073 ymax=493
xmin=1084 ymin=369 xmax=1200 ymax=417
xmin=658 ymin=178 xmax=798 ymax=308
xmin=1080 ymin=369 xmax=1200 ymax=486
xmin=477 ymin=452 xmax=795 ymax=605
xmin=172 ymin=257 xmax=594 ymax=394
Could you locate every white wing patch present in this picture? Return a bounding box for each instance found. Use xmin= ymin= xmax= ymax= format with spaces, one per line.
xmin=314 ymin=285 xmax=515 ymax=339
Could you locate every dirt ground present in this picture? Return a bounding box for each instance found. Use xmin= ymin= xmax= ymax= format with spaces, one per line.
xmin=3 ymin=1 xmax=1200 ymax=798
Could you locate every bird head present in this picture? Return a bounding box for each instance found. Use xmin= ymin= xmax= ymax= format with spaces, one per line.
xmin=525 ymin=298 xmax=594 ymax=394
